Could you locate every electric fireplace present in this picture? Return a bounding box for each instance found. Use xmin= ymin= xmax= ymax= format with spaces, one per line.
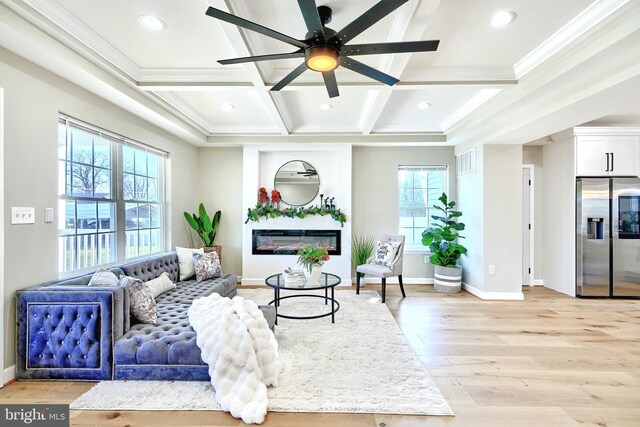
xmin=252 ymin=229 xmax=341 ymax=255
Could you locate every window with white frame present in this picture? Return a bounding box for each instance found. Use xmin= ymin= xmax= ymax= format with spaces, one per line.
xmin=398 ymin=166 xmax=447 ymax=247
xmin=58 ymin=117 xmax=167 ymax=273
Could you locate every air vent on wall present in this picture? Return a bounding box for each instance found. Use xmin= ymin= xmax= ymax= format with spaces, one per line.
xmin=456 ymin=148 xmax=476 ymax=177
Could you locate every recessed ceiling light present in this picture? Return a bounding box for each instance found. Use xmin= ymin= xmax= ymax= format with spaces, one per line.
xmin=417 ymin=102 xmax=431 ymax=110
xmin=491 ymin=11 xmax=517 ymax=28
xmin=222 ymin=103 xmax=235 ymax=111
xmin=138 ymin=15 xmax=166 ymax=32
xmin=319 ymin=103 xmax=333 ymax=111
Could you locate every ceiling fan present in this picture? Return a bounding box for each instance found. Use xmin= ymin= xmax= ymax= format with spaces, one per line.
xmin=205 ymin=0 xmax=440 ymax=98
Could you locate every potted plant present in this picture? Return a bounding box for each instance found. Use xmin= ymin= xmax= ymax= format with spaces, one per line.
xmin=352 ymin=234 xmax=375 ymax=270
xmin=297 ymin=245 xmax=330 ymax=286
xmin=421 ymin=193 xmax=467 ymax=293
xmin=184 ymin=203 xmax=223 ymax=263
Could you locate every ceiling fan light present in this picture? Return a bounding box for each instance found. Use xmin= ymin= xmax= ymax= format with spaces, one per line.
xmin=306 ymin=47 xmax=339 ymax=72
xmin=491 ymin=11 xmax=517 ymax=28
xmin=138 ymin=15 xmax=166 ymax=31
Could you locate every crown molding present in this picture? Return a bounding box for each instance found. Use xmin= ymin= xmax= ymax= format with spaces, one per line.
xmin=138 ymin=67 xmax=248 ymax=83
xmin=573 ymin=126 xmax=640 ymax=136
xmin=15 ymin=0 xmax=141 ymax=79
xmin=442 ymin=88 xmax=503 ymax=132
xmin=514 ymin=0 xmax=630 ymax=79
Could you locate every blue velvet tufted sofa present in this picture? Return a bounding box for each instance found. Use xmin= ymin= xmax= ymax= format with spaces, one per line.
xmin=16 ymin=252 xmax=275 ymax=381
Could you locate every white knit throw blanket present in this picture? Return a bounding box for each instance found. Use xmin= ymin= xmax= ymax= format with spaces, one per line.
xmin=188 ymin=293 xmax=281 ymax=424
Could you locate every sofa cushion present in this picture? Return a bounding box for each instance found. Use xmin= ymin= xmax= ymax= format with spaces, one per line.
xmin=114 ymin=274 xmax=276 ymax=370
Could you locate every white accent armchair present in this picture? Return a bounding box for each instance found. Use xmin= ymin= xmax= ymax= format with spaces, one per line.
xmin=355 ymin=234 xmax=406 ymax=303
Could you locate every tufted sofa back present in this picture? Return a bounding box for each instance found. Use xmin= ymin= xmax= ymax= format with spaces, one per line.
xmin=119 ymin=252 xmax=180 ymax=283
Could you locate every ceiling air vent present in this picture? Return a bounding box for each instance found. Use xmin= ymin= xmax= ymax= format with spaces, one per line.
xmin=456 ymin=148 xmax=476 ymax=177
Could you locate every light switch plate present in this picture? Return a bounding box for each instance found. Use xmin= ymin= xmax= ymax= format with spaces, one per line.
xmin=45 ymin=208 xmax=54 ymax=223
xmin=12 ymin=207 xmax=36 ymax=224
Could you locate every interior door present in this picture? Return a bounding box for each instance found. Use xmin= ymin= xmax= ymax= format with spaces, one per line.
xmin=577 ymin=178 xmax=610 ymax=296
xmin=612 ymin=178 xmax=640 ymax=296
xmin=522 ymin=167 xmax=531 ymax=285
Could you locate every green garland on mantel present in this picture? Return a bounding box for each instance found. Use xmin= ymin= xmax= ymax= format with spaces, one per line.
xmin=245 ymin=204 xmax=347 ymax=227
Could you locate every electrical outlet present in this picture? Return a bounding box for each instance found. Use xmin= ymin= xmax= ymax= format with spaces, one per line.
xmin=488 ymin=265 xmax=496 ymax=275
xmin=12 ymin=207 xmax=35 ymax=224
xmin=424 ymin=255 xmax=428 ymax=264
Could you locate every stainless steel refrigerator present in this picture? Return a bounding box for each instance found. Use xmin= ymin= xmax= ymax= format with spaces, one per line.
xmin=577 ymin=178 xmax=640 ymax=297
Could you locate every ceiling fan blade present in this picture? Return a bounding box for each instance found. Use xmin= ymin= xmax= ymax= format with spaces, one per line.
xmin=342 ymin=40 xmax=440 ymax=56
xmin=297 ymin=0 xmax=325 ymax=42
xmin=206 ymin=7 xmax=306 ymax=49
xmin=219 ymin=51 xmax=305 ymax=65
xmin=331 ymin=0 xmax=409 ymax=45
xmin=340 ymin=57 xmax=399 ymax=86
xmin=271 ymin=62 xmax=308 ymax=91
xmin=322 ymin=71 xmax=340 ymax=98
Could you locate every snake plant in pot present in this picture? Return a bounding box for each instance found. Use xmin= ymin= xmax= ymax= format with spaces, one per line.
xmin=184 ymin=203 xmax=223 ymax=263
xmin=421 ymin=193 xmax=467 ymax=293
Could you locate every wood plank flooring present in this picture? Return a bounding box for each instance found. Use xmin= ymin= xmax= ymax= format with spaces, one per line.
xmin=1 ymin=285 xmax=638 ymax=426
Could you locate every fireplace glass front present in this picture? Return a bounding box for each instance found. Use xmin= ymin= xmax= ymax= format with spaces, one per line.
xmin=252 ymin=230 xmax=341 ymax=255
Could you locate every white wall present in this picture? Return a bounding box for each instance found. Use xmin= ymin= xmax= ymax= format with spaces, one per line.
xmin=456 ymin=145 xmax=484 ymax=290
xmin=483 ymin=145 xmax=523 ymax=295
xmin=0 ymin=48 xmax=200 ymax=370
xmin=196 ymin=148 xmax=244 ymax=275
xmin=242 ymin=145 xmax=352 ymax=285
xmin=542 ymin=131 xmax=576 ymax=296
xmin=352 ymin=146 xmax=456 ymax=281
xmin=523 ymin=145 xmax=544 ymax=282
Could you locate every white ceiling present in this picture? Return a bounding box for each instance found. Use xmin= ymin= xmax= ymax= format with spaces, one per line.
xmin=5 ymin=0 xmax=638 ymax=143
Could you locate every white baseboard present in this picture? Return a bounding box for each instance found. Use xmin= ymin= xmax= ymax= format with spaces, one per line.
xmin=355 ymin=277 xmax=434 ymax=285
xmin=532 ymin=280 xmax=544 ymax=286
xmin=463 ymin=282 xmax=525 ymax=300
xmin=3 ymin=365 xmax=15 ymax=385
xmin=241 ymin=278 xmax=352 ymax=286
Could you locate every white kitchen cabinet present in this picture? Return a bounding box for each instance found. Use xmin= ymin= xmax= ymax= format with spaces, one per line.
xmin=575 ymin=132 xmax=639 ymax=177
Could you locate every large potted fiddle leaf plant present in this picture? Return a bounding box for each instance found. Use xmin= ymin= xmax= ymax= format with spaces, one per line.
xmin=421 ymin=193 xmax=467 ymax=293
xmin=184 ymin=203 xmax=223 ymax=263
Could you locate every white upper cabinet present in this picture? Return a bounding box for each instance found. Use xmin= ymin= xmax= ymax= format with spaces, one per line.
xmin=575 ymin=128 xmax=640 ymax=177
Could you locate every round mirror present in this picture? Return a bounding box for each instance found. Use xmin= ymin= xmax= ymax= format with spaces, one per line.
xmin=274 ymin=160 xmax=320 ymax=206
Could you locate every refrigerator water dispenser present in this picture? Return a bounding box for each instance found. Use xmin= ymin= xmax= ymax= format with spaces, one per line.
xmin=587 ymin=218 xmax=604 ymax=240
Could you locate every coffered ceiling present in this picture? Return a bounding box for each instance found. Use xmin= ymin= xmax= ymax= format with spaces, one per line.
xmin=2 ymin=0 xmax=637 ymax=144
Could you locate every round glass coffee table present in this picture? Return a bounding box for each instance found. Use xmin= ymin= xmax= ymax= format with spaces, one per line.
xmin=265 ymin=272 xmax=341 ymax=324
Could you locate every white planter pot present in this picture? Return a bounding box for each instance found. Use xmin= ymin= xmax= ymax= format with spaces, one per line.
xmin=304 ymin=264 xmax=322 ymax=286
xmin=433 ymin=265 xmax=462 ymax=293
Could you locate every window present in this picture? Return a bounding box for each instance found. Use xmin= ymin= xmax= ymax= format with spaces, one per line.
xmin=58 ymin=117 xmax=167 ymax=273
xmin=398 ymin=166 xmax=447 ymax=247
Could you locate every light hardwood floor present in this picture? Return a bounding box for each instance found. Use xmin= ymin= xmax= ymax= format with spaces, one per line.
xmin=2 ymin=285 xmax=639 ymax=426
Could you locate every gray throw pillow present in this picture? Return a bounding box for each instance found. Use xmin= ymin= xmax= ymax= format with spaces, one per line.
xmin=192 ymin=252 xmax=222 ymax=282
xmin=118 ymin=275 xmax=157 ymax=324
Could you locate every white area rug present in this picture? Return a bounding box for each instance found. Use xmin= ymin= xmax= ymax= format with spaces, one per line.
xmin=71 ymin=289 xmax=453 ymax=416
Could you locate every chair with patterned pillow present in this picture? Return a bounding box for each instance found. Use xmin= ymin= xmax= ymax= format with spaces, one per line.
xmin=356 ymin=234 xmax=406 ymax=303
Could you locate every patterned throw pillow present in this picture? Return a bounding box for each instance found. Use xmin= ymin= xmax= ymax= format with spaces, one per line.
xmin=118 ymin=276 xmax=157 ymax=324
xmin=88 ymin=267 xmax=119 ymax=286
xmin=371 ymin=241 xmax=401 ymax=269
xmin=192 ymin=252 xmax=222 ymax=282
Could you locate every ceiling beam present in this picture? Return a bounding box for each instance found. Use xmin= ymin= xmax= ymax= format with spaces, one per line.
xmin=137 ymin=79 xmax=516 ymax=91
xmin=205 ymin=0 xmax=290 ymax=135
xmin=359 ymin=0 xmax=443 ymax=135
